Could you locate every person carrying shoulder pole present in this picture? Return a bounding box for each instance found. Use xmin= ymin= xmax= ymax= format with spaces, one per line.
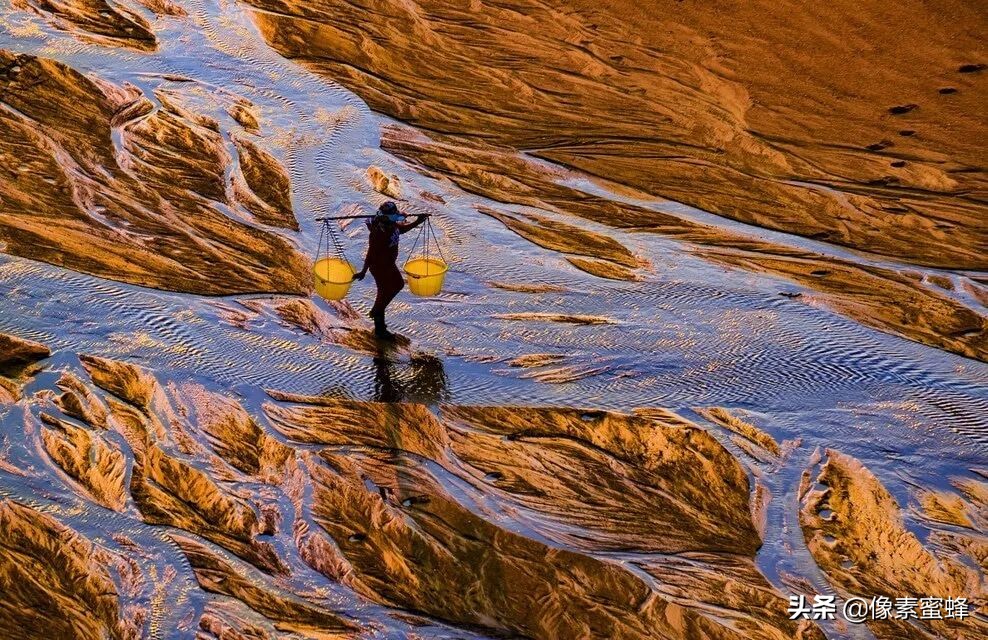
xmin=352 ymin=201 xmax=427 ymax=340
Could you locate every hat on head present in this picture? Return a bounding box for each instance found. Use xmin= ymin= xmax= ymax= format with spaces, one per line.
xmin=377 ymin=201 xmax=403 ymax=223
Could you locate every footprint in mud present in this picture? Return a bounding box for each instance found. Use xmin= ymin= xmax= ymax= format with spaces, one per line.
xmin=957 ymin=63 xmax=985 ymax=73
xmin=888 ymin=104 xmax=918 ymax=115
xmin=400 ymin=495 xmax=430 ymax=508
xmin=865 ymin=140 xmax=893 ymax=151
xmin=866 ymin=176 xmax=900 ymax=186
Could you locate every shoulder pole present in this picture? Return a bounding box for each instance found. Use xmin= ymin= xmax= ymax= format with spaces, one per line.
xmin=314 ymin=213 xmax=432 ymax=221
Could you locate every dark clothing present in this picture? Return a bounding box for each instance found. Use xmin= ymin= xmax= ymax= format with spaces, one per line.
xmin=366 ymin=217 xmax=404 ymax=317
xmin=362 ymin=214 xmax=425 ymax=322
xmin=369 ymin=262 xmax=404 ymax=316
xmin=366 ymin=218 xmax=401 ymax=268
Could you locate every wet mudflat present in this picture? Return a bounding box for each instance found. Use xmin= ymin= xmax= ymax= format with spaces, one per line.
xmin=0 ymin=2 xmax=985 ymax=639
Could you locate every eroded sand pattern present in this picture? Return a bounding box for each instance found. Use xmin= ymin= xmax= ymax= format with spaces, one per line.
xmin=0 ymin=1 xmax=986 ymax=639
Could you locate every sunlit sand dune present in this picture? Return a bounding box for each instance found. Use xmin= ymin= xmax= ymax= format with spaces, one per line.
xmin=246 ymin=0 xmax=986 ymax=269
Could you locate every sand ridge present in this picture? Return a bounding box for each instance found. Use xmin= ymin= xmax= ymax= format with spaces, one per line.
xmin=245 ymin=0 xmax=986 ymax=269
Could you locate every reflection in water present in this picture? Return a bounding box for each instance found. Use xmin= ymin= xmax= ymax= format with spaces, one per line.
xmin=373 ymin=352 xmax=450 ymax=404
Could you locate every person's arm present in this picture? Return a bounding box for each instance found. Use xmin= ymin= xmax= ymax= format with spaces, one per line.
xmin=398 ymin=214 xmax=428 ymax=235
xmin=353 ymin=243 xmax=371 ymax=280
xmin=354 ymin=226 xmax=375 ymax=281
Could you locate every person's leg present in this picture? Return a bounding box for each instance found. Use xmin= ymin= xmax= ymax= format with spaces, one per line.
xmin=377 ymin=269 xmax=405 ymax=336
xmin=370 ymin=266 xmax=404 ymax=338
xmin=370 ymin=273 xmax=387 ymax=318
xmin=380 ymin=267 xmax=405 ymax=310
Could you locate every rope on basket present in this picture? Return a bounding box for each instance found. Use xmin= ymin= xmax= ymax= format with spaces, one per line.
xmin=317 ymin=219 xmax=349 ymax=264
xmin=403 ymin=217 xmax=446 ymax=271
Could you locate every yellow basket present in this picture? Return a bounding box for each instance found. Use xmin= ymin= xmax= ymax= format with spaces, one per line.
xmin=313 ymin=257 xmax=355 ymax=301
xmin=404 ymin=257 xmax=449 ymax=297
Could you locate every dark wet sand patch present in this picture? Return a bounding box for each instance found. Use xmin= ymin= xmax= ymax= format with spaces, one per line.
xmin=566 ymin=256 xmax=640 ymax=281
xmin=493 ymin=312 xmax=616 ymax=325
xmin=479 ymin=206 xmax=638 ymax=267
xmin=489 ymin=281 xmax=568 ymax=294
xmin=507 ymin=353 xmax=569 ymax=368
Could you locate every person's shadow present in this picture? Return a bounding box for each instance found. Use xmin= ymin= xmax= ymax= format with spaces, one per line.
xmin=372 ymin=352 xmax=449 ymax=404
